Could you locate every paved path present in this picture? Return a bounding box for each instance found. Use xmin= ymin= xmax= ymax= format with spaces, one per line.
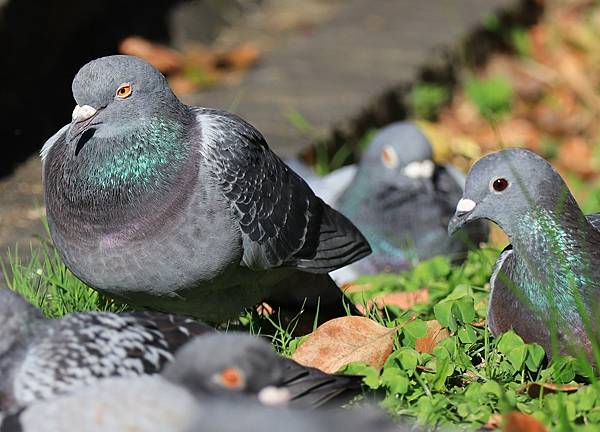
xmin=0 ymin=0 xmax=523 ymax=286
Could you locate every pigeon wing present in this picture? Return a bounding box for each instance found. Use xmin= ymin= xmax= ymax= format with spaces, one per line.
xmin=195 ymin=108 xmax=371 ymax=273
xmin=12 ymin=312 xmax=210 ymax=405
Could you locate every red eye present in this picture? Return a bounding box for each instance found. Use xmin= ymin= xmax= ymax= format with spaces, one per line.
xmin=492 ymin=177 xmax=509 ymax=192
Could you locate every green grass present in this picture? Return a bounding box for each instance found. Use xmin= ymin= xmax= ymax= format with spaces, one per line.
xmin=5 ymin=241 xmax=600 ymax=430
xmin=410 ymin=83 xmax=450 ymax=120
xmin=2 ymin=242 xmax=126 ymax=318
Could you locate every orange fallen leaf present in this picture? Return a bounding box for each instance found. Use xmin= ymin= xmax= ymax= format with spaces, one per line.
xmin=118 ymin=36 xmax=183 ymax=74
xmin=526 ymin=382 xmax=581 ymax=398
xmin=503 ymin=411 xmax=547 ymax=432
xmin=214 ymin=42 xmax=259 ymax=71
xmin=415 ymin=320 xmax=451 ymax=354
xmin=369 ymin=288 xmax=429 ymax=310
xmin=482 ymin=413 xmax=503 ymax=430
xmin=292 ymin=316 xmax=397 ymax=373
xmin=557 ymin=136 xmax=595 ymax=178
xmin=340 ymin=282 xmax=373 ymax=294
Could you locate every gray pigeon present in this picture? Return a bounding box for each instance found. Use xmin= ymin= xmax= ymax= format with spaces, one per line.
xmin=162 ymin=332 xmax=364 ymax=409
xmin=41 ymin=55 xmax=371 ymax=324
xmin=448 ymin=148 xmax=600 ymax=362
xmin=0 ymin=289 xmax=211 ymax=412
xmin=1 ymin=334 xmax=372 ymax=432
xmin=290 ymin=122 xmax=488 ymax=283
xmin=184 ymin=403 xmax=408 ymax=432
xmin=0 ymin=379 xmax=400 ymax=432
xmin=0 ymin=376 xmax=201 ymax=432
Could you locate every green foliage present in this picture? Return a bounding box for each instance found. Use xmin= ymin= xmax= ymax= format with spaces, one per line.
xmin=410 ymin=83 xmax=450 ymax=120
xmin=3 ymin=243 xmax=125 ymax=318
xmin=333 ymin=250 xmax=599 ymax=430
xmin=465 ymin=76 xmax=513 ymax=121
xmin=5 ymin=239 xmax=600 ymax=430
xmin=510 ymin=27 xmax=532 ymax=57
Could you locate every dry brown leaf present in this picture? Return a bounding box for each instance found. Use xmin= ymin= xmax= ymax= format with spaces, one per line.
xmin=340 ymin=282 xmax=373 ymax=294
xmin=555 ymin=49 xmax=600 ymax=111
xmin=482 ymin=413 xmax=503 ymax=430
xmin=414 ymin=320 xmax=451 ymax=354
xmin=291 ymin=316 xmax=396 ymax=373
xmin=503 ymin=411 xmax=547 ymax=432
xmin=214 ymin=42 xmax=259 ymax=71
xmin=526 ymin=382 xmax=582 ymax=398
xmin=557 ymin=136 xmax=595 ymax=177
xmin=118 ymin=36 xmax=183 ymax=74
xmin=369 ymin=288 xmax=429 ymax=310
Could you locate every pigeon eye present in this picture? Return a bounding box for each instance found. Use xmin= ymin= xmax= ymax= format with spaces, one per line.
xmin=115 ymin=83 xmax=133 ymax=99
xmin=218 ymin=367 xmax=245 ymax=390
xmin=381 ymin=145 xmax=398 ymax=169
xmin=492 ymin=177 xmax=509 ymax=192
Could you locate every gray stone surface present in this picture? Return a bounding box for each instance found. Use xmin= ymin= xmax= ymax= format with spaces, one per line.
xmin=189 ymin=0 xmax=516 ymax=156
xmin=0 ymin=0 xmax=523 ymax=286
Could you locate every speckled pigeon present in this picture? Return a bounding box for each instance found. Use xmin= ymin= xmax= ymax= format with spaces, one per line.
xmin=41 ymin=55 xmax=370 ymax=323
xmin=1 ymin=334 xmax=367 ymax=432
xmin=448 ymin=148 xmax=600 ymax=361
xmin=0 ymin=289 xmax=211 ymax=413
xmin=290 ymin=122 xmax=488 ymax=283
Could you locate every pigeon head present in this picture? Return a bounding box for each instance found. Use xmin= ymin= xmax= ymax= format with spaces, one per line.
xmin=68 ymin=55 xmax=184 ymax=144
xmin=448 ymin=148 xmax=577 ymax=237
xmin=0 ymin=290 xmax=44 ymax=355
xmin=162 ymin=333 xmax=291 ymax=406
xmin=359 ymin=122 xmax=435 ymax=182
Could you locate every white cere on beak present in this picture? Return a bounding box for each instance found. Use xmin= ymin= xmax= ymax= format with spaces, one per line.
xmin=72 ymin=105 xmax=97 ymax=122
xmin=403 ymin=160 xmax=435 ymax=179
xmin=257 ymin=386 xmax=291 ymax=407
xmin=456 ymin=198 xmax=476 ymax=213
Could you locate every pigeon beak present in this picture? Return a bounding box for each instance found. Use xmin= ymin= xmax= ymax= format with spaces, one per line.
xmin=448 ymin=198 xmax=477 ymax=236
xmin=67 ymin=104 xmax=100 ymax=143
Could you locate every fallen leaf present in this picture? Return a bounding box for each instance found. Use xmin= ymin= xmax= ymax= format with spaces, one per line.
xmin=414 ymin=320 xmax=451 ymax=354
xmin=557 ymin=136 xmax=595 ymax=177
xmin=118 ymin=36 xmax=183 ymax=74
xmin=503 ymin=411 xmax=547 ymax=432
xmin=369 ymin=288 xmax=429 ymax=310
xmin=526 ymin=382 xmax=582 ymax=398
xmin=482 ymin=413 xmax=503 ymax=430
xmin=292 ymin=316 xmax=397 ymax=373
xmin=340 ymin=282 xmax=372 ymax=293
xmin=214 ymin=42 xmax=259 ymax=71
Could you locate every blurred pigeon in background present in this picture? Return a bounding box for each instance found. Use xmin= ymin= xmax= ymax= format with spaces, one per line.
xmin=289 ymin=122 xmax=488 ymax=283
xmin=162 ymin=332 xmax=364 ymax=409
xmin=1 ymin=378 xmax=399 ymax=432
xmin=184 ymin=403 xmax=409 ymax=432
xmin=0 ymin=289 xmax=211 ymax=412
xmin=1 ymin=333 xmax=370 ymax=432
xmin=448 ymin=148 xmax=600 ymax=362
xmin=42 ymin=55 xmax=370 ymax=324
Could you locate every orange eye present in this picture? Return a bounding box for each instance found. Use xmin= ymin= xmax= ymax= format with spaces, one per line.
xmin=219 ymin=367 xmax=245 ymax=389
xmin=116 ymin=83 xmax=133 ymax=99
xmin=382 ymin=145 xmax=398 ymax=168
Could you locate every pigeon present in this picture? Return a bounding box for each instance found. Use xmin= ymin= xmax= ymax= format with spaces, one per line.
xmin=0 ymin=379 xmax=398 ymax=432
xmin=0 ymin=376 xmax=201 ymax=432
xmin=448 ymin=148 xmax=600 ymax=361
xmin=1 ymin=334 xmax=368 ymax=432
xmin=41 ymin=55 xmax=371 ymax=324
xmin=290 ymin=122 xmax=488 ymax=283
xmin=184 ymin=403 xmax=408 ymax=432
xmin=0 ymin=289 xmax=212 ymax=412
xmin=162 ymin=332 xmax=364 ymax=409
